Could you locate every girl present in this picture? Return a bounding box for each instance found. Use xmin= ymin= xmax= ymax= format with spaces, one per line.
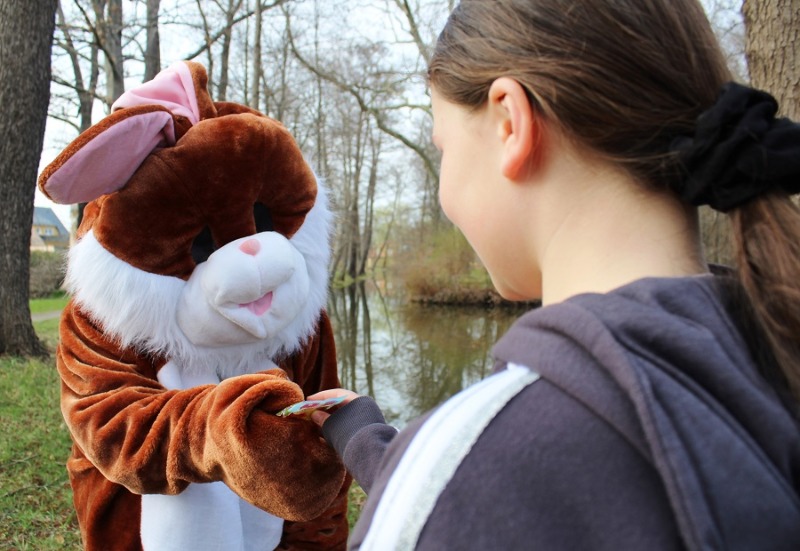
xmin=310 ymin=1 xmax=800 ymax=549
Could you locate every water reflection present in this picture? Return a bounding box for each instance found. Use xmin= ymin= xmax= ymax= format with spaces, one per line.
xmin=327 ymin=281 xmax=532 ymax=428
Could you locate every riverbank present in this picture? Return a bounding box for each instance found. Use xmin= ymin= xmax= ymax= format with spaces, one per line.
xmin=385 ymin=223 xmax=535 ymax=309
xmin=412 ymin=287 xmax=541 ymax=309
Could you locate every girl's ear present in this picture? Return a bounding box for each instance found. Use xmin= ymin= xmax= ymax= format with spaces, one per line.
xmin=488 ymin=77 xmax=538 ymax=180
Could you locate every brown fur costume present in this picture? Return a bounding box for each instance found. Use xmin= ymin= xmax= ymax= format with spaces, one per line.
xmin=39 ymin=61 xmax=349 ymax=551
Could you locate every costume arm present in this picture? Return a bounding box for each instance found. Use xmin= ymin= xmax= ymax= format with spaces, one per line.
xmin=58 ymin=302 xmax=345 ymax=521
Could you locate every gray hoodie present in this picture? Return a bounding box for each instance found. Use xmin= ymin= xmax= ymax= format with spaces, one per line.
xmin=323 ymin=275 xmax=800 ymax=550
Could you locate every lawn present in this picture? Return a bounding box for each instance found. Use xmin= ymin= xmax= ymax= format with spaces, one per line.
xmin=27 ymin=293 xmax=69 ymax=315
xmin=0 ymin=316 xmax=80 ymax=550
xmin=0 ymin=300 xmax=364 ymax=549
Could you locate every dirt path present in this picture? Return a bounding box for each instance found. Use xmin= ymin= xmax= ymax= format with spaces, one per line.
xmin=31 ymin=310 xmax=63 ymax=322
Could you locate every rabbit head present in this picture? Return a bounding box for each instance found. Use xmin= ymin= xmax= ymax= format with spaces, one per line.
xmin=39 ymin=61 xmax=333 ymax=379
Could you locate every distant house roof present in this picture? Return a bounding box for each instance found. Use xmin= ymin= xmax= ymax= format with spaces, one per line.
xmin=31 ymin=206 xmax=70 ymax=251
xmin=33 ymin=206 xmax=69 ymax=235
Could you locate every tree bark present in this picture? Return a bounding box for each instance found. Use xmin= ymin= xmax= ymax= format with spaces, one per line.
xmin=250 ymin=0 xmax=263 ymax=110
xmin=144 ymin=0 xmax=162 ymax=81
xmin=217 ymin=0 xmax=244 ymax=101
xmin=743 ymin=0 xmax=800 ymax=118
xmin=0 ymin=0 xmax=57 ymax=357
xmin=102 ymin=0 xmax=124 ymax=103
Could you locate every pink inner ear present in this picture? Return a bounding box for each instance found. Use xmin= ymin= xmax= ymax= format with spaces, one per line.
xmin=112 ymin=61 xmax=200 ymax=124
xmin=43 ymin=111 xmax=176 ymax=205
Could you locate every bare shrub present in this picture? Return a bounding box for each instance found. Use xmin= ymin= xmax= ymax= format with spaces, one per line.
xmin=29 ymin=250 xmax=66 ymax=298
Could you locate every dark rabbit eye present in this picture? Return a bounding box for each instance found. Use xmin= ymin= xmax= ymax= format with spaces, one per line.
xmin=254 ymin=202 xmax=274 ymax=233
xmin=191 ymin=225 xmax=215 ymax=264
xmin=191 ymin=205 xmax=271 ymax=264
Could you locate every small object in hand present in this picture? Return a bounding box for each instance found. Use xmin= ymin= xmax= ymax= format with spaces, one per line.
xmin=276 ymin=396 xmax=347 ymax=418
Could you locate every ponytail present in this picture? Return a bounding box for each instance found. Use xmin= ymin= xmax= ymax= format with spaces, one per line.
xmin=731 ymin=195 xmax=800 ymax=403
xmin=669 ymin=83 xmax=800 ymax=404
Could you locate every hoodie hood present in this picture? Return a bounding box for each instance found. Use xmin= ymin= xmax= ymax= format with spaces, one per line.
xmin=493 ymin=274 xmax=800 ymax=550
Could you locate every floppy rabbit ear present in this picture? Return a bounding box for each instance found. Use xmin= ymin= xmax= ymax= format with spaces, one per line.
xmin=38 ymin=61 xmax=213 ymax=205
xmin=39 ymin=106 xmax=176 ymax=204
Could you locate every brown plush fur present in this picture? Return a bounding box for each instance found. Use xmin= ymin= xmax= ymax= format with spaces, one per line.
xmin=80 ymin=112 xmax=317 ymax=279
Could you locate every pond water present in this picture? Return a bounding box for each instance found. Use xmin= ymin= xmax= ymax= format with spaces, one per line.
xmin=326 ymin=281 xmax=535 ymax=428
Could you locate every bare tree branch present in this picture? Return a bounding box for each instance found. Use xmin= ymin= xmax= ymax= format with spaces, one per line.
xmin=283 ymin=8 xmax=438 ymax=181
xmin=181 ymin=0 xmax=289 ymax=60
xmin=391 ymin=0 xmax=432 ymax=65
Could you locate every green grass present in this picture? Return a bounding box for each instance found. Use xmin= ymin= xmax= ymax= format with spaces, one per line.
xmin=0 ymin=320 xmax=80 ymax=550
xmin=2 ymin=311 xmax=364 ymax=548
xmin=29 ymin=293 xmax=69 ymax=315
xmin=347 ymin=483 xmax=367 ymax=528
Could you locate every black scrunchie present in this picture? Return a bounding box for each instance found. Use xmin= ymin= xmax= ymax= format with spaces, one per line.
xmin=670 ymin=82 xmax=800 ymax=212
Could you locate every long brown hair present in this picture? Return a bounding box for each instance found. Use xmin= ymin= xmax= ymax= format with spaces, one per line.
xmin=429 ymin=0 xmax=800 ymax=404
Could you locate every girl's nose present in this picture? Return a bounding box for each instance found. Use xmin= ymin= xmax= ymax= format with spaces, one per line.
xmin=239 ymin=238 xmax=260 ymax=256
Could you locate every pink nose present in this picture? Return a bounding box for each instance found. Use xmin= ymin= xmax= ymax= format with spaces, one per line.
xmin=239 ymin=238 xmax=260 ymax=256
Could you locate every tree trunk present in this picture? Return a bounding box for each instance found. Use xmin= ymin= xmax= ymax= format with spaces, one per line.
xmin=0 ymin=0 xmax=57 ymax=357
xmin=743 ymin=0 xmax=800 ymax=118
xmin=103 ymin=0 xmax=124 ymax=103
xmin=250 ymin=0 xmax=263 ymax=111
xmin=144 ymin=0 xmax=161 ymax=82
xmin=194 ymin=0 xmax=215 ymax=85
xmin=217 ymin=0 xmax=243 ymax=101
xmin=358 ymin=131 xmax=380 ymax=276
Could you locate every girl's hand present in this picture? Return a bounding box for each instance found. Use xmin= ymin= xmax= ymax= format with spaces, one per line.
xmin=306 ymin=389 xmax=361 ymax=427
